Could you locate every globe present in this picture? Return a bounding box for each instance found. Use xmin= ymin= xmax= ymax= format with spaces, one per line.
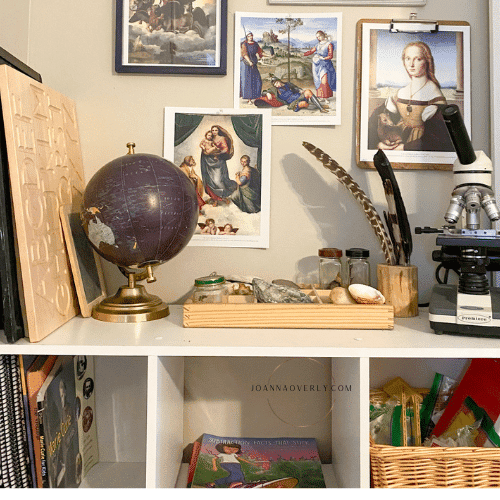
xmin=81 ymin=143 xmax=198 ymax=322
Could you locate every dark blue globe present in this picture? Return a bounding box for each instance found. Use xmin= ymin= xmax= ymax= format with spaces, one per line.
xmin=81 ymin=150 xmax=198 ymax=269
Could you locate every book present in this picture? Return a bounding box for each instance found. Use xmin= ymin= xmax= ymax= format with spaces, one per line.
xmin=37 ymin=356 xmax=81 ymax=488
xmin=74 ymin=355 xmax=99 ymax=479
xmin=25 ymin=355 xmax=58 ymax=487
xmin=189 ymin=433 xmax=326 ymax=488
xmin=187 ymin=437 xmax=202 ymax=487
xmin=0 ymin=355 xmax=31 ymax=487
xmin=19 ymin=355 xmax=38 ymax=487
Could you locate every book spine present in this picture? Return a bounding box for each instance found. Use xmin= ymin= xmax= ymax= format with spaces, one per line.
xmin=0 ymin=355 xmax=10 ymax=487
xmin=9 ymin=356 xmax=31 ymax=487
xmin=187 ymin=440 xmax=201 ymax=487
xmin=18 ymin=356 xmax=37 ymax=487
xmin=37 ymin=400 xmax=49 ymax=487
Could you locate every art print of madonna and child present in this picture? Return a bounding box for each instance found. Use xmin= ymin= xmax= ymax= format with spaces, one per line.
xmin=357 ymin=23 xmax=471 ymax=169
xmin=164 ymin=108 xmax=272 ymax=248
xmin=234 ymin=12 xmax=342 ymax=126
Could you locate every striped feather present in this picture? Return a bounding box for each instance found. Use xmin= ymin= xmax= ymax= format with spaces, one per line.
xmin=303 ymin=142 xmax=396 ymax=265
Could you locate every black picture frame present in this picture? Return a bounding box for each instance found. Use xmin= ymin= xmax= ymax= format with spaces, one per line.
xmin=115 ymin=0 xmax=227 ymax=75
xmin=0 ymin=47 xmax=42 ymax=343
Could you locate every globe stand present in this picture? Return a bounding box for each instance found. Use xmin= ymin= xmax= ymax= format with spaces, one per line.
xmin=92 ymin=266 xmax=169 ymax=323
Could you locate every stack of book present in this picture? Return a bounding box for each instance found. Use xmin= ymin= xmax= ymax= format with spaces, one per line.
xmin=0 ymin=355 xmax=99 ymax=488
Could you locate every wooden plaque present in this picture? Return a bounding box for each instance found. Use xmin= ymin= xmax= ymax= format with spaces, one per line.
xmin=0 ymin=65 xmax=85 ymax=342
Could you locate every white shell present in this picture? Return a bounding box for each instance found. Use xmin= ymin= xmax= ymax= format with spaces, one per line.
xmin=329 ymin=287 xmax=357 ymax=305
xmin=348 ymin=284 xmax=385 ymax=304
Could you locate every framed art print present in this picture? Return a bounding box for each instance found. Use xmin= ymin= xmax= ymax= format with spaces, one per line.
xmin=356 ymin=19 xmax=470 ymax=170
xmin=115 ymin=0 xmax=227 ymax=75
xmin=234 ymin=12 xmax=342 ymax=126
xmin=268 ymin=0 xmax=426 ymax=4
xmin=164 ymin=107 xmax=272 ymax=248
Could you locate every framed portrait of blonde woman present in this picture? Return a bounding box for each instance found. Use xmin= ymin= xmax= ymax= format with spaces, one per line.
xmin=356 ymin=19 xmax=470 ymax=170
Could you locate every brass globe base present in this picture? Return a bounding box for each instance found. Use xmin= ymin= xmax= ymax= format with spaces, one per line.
xmin=92 ymin=283 xmax=169 ymax=323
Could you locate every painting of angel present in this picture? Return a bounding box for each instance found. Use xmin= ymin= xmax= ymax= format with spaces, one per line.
xmin=164 ymin=108 xmax=272 ymax=248
xmin=116 ymin=0 xmax=227 ymax=74
xmin=234 ymin=12 xmax=342 ymax=126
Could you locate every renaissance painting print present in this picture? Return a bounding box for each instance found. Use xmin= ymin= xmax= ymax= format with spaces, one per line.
xmin=234 ymin=12 xmax=342 ymax=126
xmin=115 ymin=0 xmax=227 ymax=74
xmin=164 ymin=108 xmax=272 ymax=248
xmin=357 ymin=21 xmax=470 ymax=169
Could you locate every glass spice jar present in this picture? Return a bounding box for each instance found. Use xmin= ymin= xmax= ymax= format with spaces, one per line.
xmin=346 ymin=248 xmax=370 ymax=286
xmin=193 ymin=273 xmax=229 ymax=303
xmin=318 ymin=248 xmax=343 ymax=289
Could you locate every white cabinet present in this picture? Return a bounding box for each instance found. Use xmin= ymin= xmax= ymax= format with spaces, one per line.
xmin=2 ymin=306 xmax=498 ymax=488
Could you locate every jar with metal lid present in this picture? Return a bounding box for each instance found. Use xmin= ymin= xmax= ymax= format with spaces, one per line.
xmin=318 ymin=248 xmax=343 ymax=289
xmin=193 ymin=273 xmax=229 ymax=303
xmin=346 ymin=248 xmax=370 ymax=286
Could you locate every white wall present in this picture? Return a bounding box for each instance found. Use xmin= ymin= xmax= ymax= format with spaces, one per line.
xmin=0 ymin=0 xmax=30 ymax=63
xmin=9 ymin=0 xmax=492 ymax=305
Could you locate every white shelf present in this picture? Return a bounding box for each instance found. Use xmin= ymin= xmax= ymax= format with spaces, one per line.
xmin=2 ymin=306 xmax=500 ymax=357
xmin=1 ymin=307 xmax=496 ymax=489
xmin=79 ymin=462 xmax=146 ymax=488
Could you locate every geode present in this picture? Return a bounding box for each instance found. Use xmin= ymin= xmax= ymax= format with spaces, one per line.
xmin=252 ymin=278 xmax=313 ymax=304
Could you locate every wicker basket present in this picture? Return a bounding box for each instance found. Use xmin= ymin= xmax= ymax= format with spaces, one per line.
xmin=370 ymin=388 xmax=500 ymax=488
xmin=371 ymin=443 xmax=500 ymax=488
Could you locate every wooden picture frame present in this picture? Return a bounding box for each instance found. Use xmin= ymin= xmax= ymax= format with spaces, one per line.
xmin=268 ymin=0 xmax=425 ymax=4
xmin=356 ymin=19 xmax=470 ymax=170
xmin=60 ymin=205 xmax=107 ymax=318
xmin=115 ymin=0 xmax=228 ymax=75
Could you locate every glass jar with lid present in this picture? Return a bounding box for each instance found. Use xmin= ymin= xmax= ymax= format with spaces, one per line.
xmin=193 ymin=273 xmax=229 ymax=303
xmin=346 ymin=248 xmax=370 ymax=286
xmin=318 ymin=248 xmax=343 ymax=289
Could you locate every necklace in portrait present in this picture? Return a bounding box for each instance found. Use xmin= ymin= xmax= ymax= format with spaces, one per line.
xmin=407 ymin=81 xmax=427 ymax=115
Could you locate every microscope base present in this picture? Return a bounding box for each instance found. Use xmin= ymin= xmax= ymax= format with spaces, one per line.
xmin=429 ymin=284 xmax=500 ymax=338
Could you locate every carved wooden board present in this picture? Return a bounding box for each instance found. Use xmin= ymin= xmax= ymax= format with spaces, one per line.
xmin=0 ymin=65 xmax=85 ymax=342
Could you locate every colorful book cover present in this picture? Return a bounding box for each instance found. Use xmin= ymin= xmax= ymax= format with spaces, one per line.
xmin=74 ymin=355 xmax=99 ymax=479
xmin=25 ymin=355 xmax=58 ymax=487
xmin=190 ymin=433 xmax=326 ymax=488
xmin=37 ymin=356 xmax=81 ymax=488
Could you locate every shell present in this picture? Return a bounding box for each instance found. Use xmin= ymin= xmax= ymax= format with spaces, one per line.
xmin=252 ymin=278 xmax=313 ymax=304
xmin=348 ymin=284 xmax=386 ymax=304
xmin=329 ymin=287 xmax=357 ymax=305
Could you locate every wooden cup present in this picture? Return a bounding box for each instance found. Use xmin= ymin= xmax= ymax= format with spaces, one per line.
xmin=377 ymin=264 xmax=419 ymax=318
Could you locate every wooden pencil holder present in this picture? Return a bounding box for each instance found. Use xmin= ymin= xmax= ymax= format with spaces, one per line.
xmin=377 ymin=264 xmax=418 ymax=318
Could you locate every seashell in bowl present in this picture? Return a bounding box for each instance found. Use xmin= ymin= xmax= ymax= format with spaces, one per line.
xmin=348 ymin=284 xmax=385 ymax=304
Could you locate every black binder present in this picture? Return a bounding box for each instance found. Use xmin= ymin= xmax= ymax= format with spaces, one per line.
xmin=0 ymin=48 xmax=42 ymax=343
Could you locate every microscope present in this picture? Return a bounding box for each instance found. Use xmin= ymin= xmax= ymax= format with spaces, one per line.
xmin=417 ymin=104 xmax=500 ymax=338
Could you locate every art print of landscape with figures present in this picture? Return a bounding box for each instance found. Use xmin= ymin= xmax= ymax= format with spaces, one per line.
xmin=234 ymin=12 xmax=342 ymax=126
xmin=164 ymin=108 xmax=271 ymax=248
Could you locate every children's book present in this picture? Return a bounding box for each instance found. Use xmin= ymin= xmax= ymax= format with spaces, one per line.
xmin=37 ymin=356 xmax=81 ymax=488
xmin=74 ymin=355 xmax=99 ymax=479
xmin=190 ymin=433 xmax=326 ymax=488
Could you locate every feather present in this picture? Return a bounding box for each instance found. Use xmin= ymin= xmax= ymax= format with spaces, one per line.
xmin=302 ymin=142 xmax=396 ymax=265
xmin=383 ymin=210 xmax=401 ymax=265
xmin=373 ymin=149 xmax=412 ymax=265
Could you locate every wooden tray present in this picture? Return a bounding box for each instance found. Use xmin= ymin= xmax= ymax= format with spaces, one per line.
xmin=183 ymin=289 xmax=394 ymax=329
